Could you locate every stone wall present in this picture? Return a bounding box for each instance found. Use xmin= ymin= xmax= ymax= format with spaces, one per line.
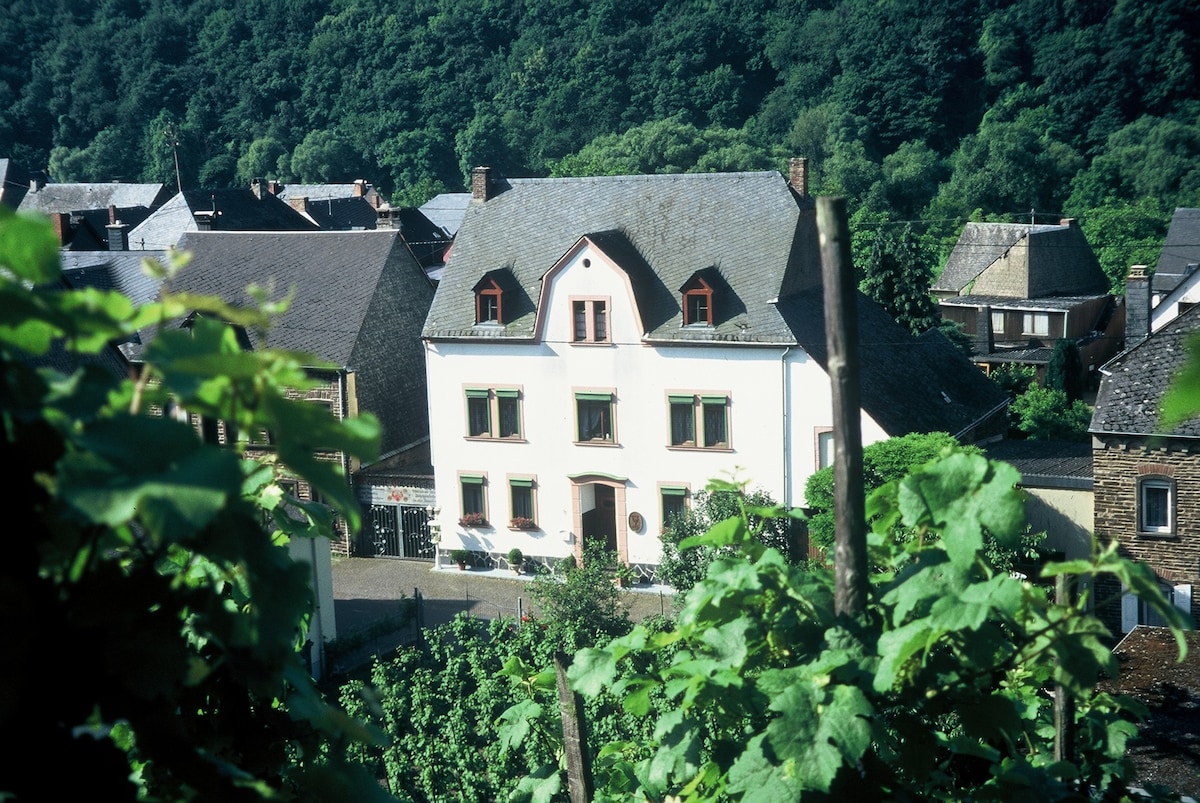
xmin=1092 ymin=437 xmax=1200 ymax=634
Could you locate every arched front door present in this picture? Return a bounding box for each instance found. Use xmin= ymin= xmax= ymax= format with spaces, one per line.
xmin=570 ymin=475 xmax=627 ymax=564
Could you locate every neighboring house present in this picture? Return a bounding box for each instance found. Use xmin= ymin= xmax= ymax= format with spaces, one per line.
xmin=419 ymin=192 xmax=471 ymax=238
xmin=934 ymin=220 xmax=1121 ymax=390
xmin=422 ymin=162 xmax=1008 ymax=579
xmin=1123 ymin=208 xmax=1200 ymax=343
xmin=1089 ymin=303 xmax=1199 ymax=636
xmin=124 ymin=229 xmax=437 ymax=566
xmin=982 ymin=438 xmax=1094 ymax=562
xmin=17 ymin=178 xmax=172 ymax=250
xmin=125 ymin=183 xmax=318 ymax=250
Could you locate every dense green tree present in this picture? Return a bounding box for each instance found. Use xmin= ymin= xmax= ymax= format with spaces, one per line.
xmin=1046 ymin=338 xmax=1084 ymax=402
xmin=0 ymin=210 xmax=390 ymax=800
xmin=860 ymin=223 xmax=941 ymax=336
xmin=1069 ymin=196 xmax=1170 ymax=294
xmin=237 ymin=135 xmax=289 ymax=184
xmin=1010 ymin=385 xmax=1093 ymax=441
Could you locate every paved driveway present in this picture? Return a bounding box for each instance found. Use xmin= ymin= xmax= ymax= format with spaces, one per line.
xmin=329 ymin=557 xmax=675 ymax=674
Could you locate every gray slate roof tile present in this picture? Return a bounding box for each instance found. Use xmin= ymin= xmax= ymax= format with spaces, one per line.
xmin=1090 ymin=303 xmax=1200 ymax=438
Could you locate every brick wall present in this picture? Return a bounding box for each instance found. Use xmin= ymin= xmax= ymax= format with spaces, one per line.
xmin=1093 ymin=438 xmax=1200 ymax=634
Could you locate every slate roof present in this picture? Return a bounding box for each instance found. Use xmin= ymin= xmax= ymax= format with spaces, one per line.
xmin=126 ymin=188 xmax=319 ymax=251
xmin=1152 ymin=207 xmax=1200 ymax=295
xmin=983 ymin=439 xmax=1093 ymax=485
xmin=295 ymin=195 xmax=381 ymax=231
xmin=419 ymin=192 xmax=471 ymax=236
xmin=934 ymin=221 xmax=1107 ymax=297
xmin=940 ymin=294 xmax=1109 ymax=312
xmin=1090 ymin=303 xmax=1200 ymax=439
xmin=423 ymin=171 xmax=821 ymax=342
xmin=775 ymin=286 xmax=1010 ymax=439
xmin=140 ymin=230 xmax=421 ymax=365
xmin=18 ymin=182 xmax=171 ymax=215
xmin=60 ymin=251 xmax=168 ymax=306
xmin=276 ymin=182 xmax=379 ymax=203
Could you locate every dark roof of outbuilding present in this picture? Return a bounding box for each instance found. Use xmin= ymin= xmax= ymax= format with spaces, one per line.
xmin=1153 ymin=207 xmax=1200 ymax=294
xmin=934 ymin=221 xmax=1107 ymax=297
xmin=983 ymin=439 xmax=1093 ymax=483
xmin=19 ymin=182 xmax=171 ymax=214
xmin=422 ymin=171 xmax=821 ymax=342
xmin=126 ymin=188 xmax=319 ymax=251
xmin=59 ymin=250 xmax=168 ymax=306
xmin=776 ymin=286 xmax=1010 ymax=439
xmin=1090 ymin=303 xmax=1200 ymax=438
xmin=137 ymin=230 xmax=424 ymax=365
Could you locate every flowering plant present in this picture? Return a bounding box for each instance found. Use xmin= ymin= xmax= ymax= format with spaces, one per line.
xmin=458 ymin=512 xmax=487 ymax=527
xmin=509 ymin=516 xmax=537 ymax=530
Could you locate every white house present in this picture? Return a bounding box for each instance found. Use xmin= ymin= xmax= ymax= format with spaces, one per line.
xmin=421 ymin=161 xmax=1008 ymax=579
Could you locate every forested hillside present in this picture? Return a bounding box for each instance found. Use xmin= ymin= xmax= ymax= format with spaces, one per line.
xmin=3 ymin=0 xmax=1198 ymax=280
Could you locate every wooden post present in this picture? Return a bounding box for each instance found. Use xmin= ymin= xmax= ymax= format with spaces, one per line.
xmin=818 ymin=196 xmax=869 ymax=618
xmin=1054 ymin=574 xmax=1076 ymax=767
xmin=555 ymin=652 xmax=593 ymax=803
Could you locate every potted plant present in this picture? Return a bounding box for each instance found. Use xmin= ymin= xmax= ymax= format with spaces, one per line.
xmin=510 ymin=516 xmax=536 ymax=530
xmin=449 ymin=548 xmax=471 ymax=570
xmin=458 ymin=512 xmax=487 ymax=527
xmin=507 ymin=548 xmax=524 ymax=575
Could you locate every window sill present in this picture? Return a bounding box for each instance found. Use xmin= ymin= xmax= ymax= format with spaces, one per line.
xmin=667 ymin=445 xmax=732 ymax=452
xmin=569 ymin=341 xmax=612 ymax=346
xmin=574 ymin=439 xmax=619 ymax=447
xmin=464 ymin=436 xmax=527 ymax=443
xmin=1136 ymin=530 xmax=1177 ymax=539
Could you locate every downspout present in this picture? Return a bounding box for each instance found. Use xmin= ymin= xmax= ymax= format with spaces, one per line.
xmin=780 ymin=346 xmax=792 ymax=510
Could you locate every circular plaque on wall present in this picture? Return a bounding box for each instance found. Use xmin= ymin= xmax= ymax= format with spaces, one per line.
xmin=628 ymin=511 xmax=644 ymax=532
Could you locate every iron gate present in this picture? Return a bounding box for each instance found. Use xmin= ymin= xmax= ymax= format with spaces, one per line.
xmin=365 ymin=504 xmax=432 ymax=559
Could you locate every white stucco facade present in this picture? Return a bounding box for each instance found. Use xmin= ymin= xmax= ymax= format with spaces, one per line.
xmin=425 ymin=239 xmax=888 ymax=577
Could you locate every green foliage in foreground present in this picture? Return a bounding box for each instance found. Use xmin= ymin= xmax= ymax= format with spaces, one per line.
xmin=657 ymin=484 xmax=793 ymax=594
xmin=551 ymin=450 xmax=1192 ymax=801
xmin=0 ymin=208 xmax=392 ymax=801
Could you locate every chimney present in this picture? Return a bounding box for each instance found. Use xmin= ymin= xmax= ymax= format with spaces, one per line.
xmin=471 ymin=166 xmax=492 ymax=201
xmin=1125 ymin=264 xmax=1151 ymax=346
xmin=108 ymin=204 xmax=118 ymax=225
xmin=353 ymin=179 xmax=367 ymax=197
xmin=194 ymin=210 xmax=218 ymax=231
xmin=106 ymin=221 xmax=129 ymax=251
xmin=251 ymin=177 xmax=268 ymax=199
xmin=51 ymin=212 xmax=70 ymax=245
xmin=974 ymin=305 xmax=995 ymax=356
xmin=1059 ymin=217 xmax=1078 ymax=228
xmin=288 ymin=196 xmax=309 ymax=215
xmin=268 ymin=180 xmax=281 ymax=196
xmin=788 ymin=157 xmax=809 ymax=197
xmin=376 ymin=205 xmax=400 ymax=230
xmin=30 ymin=177 xmax=43 ymax=192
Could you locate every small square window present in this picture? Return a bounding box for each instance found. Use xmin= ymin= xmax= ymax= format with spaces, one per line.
xmin=701 ymin=395 xmax=728 ymax=448
xmin=509 ymin=478 xmax=536 ymax=527
xmin=681 ymin=275 xmax=714 ymax=326
xmin=661 ymin=486 xmax=688 ymax=530
xmin=460 ymin=474 xmax=487 ymax=523
xmin=572 ymin=299 xmax=608 ymax=343
xmin=1139 ymin=477 xmax=1173 ymax=534
xmin=576 ymin=392 xmax=614 ymax=443
xmin=1022 ymin=312 xmax=1050 ymax=337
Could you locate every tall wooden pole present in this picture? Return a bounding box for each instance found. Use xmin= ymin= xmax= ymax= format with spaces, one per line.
xmin=555 ymin=652 xmax=594 ymax=803
xmin=818 ymin=197 xmax=869 ymax=618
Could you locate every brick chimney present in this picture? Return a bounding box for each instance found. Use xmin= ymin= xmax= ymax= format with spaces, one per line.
xmin=50 ymin=212 xmax=71 ymax=245
xmin=251 ymin=177 xmax=269 ymax=200
xmin=471 ymin=166 xmax=492 ymax=201
xmin=353 ymin=179 xmax=367 ymax=197
xmin=288 ymin=196 xmax=309 ymax=215
xmin=788 ymin=157 xmax=809 ymax=197
xmin=268 ymin=180 xmax=281 ymax=195
xmin=106 ymin=220 xmax=129 ymax=251
xmin=1125 ymin=264 xmax=1151 ymax=347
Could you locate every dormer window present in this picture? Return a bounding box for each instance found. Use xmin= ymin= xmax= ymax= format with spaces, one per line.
xmin=681 ymin=274 xmax=714 ymax=326
xmin=475 ymin=277 xmax=503 ymax=324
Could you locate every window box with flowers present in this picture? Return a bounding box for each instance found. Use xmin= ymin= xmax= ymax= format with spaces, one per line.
xmin=458 ymin=512 xmax=488 ymax=527
xmin=509 ymin=516 xmax=537 ymax=530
